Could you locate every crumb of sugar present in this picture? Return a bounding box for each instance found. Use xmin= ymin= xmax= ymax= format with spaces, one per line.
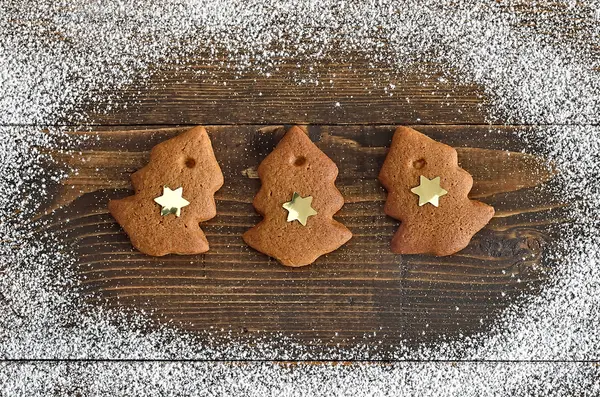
xmin=1 ymin=0 xmax=599 ymax=394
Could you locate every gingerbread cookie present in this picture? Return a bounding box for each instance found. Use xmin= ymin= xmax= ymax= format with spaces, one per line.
xmin=379 ymin=126 xmax=494 ymax=256
xmin=109 ymin=126 xmax=223 ymax=256
xmin=243 ymin=126 xmax=352 ymax=267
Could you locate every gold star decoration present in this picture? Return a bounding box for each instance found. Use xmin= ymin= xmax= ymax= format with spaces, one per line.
xmin=154 ymin=186 xmax=190 ymax=217
xmin=282 ymin=192 xmax=318 ymax=226
xmin=410 ymin=176 xmax=448 ymax=207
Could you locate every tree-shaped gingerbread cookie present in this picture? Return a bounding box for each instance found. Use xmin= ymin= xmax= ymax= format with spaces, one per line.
xmin=243 ymin=126 xmax=352 ymax=267
xmin=379 ymin=127 xmax=494 ymax=256
xmin=109 ymin=126 xmax=223 ymax=256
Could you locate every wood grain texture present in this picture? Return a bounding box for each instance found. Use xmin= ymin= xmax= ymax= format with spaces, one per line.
xmin=37 ymin=124 xmax=565 ymax=352
xmin=84 ymin=61 xmax=490 ymax=126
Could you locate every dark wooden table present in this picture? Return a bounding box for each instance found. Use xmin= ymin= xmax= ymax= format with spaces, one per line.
xmin=34 ymin=3 xmax=588 ymax=366
xmin=40 ymin=70 xmax=562 ymax=354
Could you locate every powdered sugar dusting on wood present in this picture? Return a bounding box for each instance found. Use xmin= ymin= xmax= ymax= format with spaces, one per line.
xmin=1 ymin=0 xmax=600 ymax=394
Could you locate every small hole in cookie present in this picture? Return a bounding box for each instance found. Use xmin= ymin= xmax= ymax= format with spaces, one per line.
xmin=413 ymin=158 xmax=426 ymax=169
xmin=185 ymin=157 xmax=196 ymax=168
xmin=293 ymin=156 xmax=307 ymax=166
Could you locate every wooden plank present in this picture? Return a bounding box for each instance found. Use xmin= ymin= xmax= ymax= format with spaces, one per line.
xmin=1 ymin=1 xmax=594 ymax=128
xmin=38 ymin=124 xmax=563 ymax=354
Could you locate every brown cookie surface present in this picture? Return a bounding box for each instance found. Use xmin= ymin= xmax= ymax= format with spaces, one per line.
xmin=379 ymin=126 xmax=494 ymax=256
xmin=243 ymin=126 xmax=352 ymax=267
xmin=109 ymin=126 xmax=223 ymax=256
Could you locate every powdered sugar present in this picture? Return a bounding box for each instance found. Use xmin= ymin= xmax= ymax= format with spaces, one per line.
xmin=1 ymin=0 xmax=600 ymax=394
xmin=1 ymin=361 xmax=599 ymax=396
